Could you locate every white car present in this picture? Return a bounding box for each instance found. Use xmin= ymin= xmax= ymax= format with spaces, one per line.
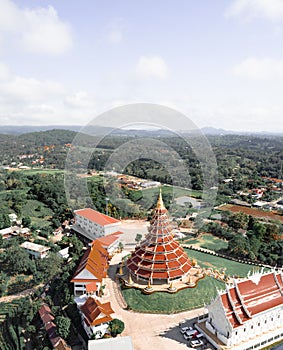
xmin=190 ymin=339 xmax=204 ymax=348
xmin=183 ymin=329 xmax=197 ymax=340
xmin=180 ymin=326 xmax=192 ymax=334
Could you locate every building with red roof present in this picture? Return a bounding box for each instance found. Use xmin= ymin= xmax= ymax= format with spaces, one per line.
xmin=95 ymin=231 xmax=123 ymax=254
xmin=79 ymin=297 xmax=114 ymax=338
xmin=38 ymin=304 xmax=71 ymax=350
xmin=199 ymin=271 xmax=283 ymax=350
xmin=71 ymin=240 xmax=109 ymax=302
xmin=126 ymin=191 xmax=192 ymax=284
xmin=73 ymin=208 xmax=121 ymax=241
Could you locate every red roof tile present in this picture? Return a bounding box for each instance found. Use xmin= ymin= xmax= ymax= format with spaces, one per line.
xmin=75 ymin=208 xmax=119 ymax=226
xmin=80 ymin=297 xmax=114 ymax=326
xmin=71 ymin=240 xmax=109 ymax=283
xmin=220 ymin=272 xmax=283 ymax=328
xmin=96 ymin=234 xmax=119 ymax=247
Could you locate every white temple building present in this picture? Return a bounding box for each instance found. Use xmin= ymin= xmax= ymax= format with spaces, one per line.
xmin=197 ymin=270 xmax=283 ymax=350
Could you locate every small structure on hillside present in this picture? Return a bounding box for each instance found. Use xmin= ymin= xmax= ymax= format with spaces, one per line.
xmin=21 ymin=241 xmax=50 ymax=259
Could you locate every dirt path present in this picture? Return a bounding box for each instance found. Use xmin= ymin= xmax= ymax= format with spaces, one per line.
xmin=0 ymin=283 xmax=44 ymax=303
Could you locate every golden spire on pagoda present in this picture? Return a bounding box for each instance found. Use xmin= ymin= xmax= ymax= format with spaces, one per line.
xmin=156 ymin=188 xmax=165 ymax=209
xmin=128 ymin=273 xmax=133 ymax=285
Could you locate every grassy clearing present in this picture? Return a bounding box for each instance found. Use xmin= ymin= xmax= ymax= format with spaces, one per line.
xmin=122 ymin=277 xmax=223 ymax=313
xmin=184 ymin=248 xmax=258 ymax=277
xmin=184 ymin=234 xmax=228 ymax=251
xmin=22 ymin=199 xmax=53 ymax=218
xmin=134 ymin=185 xmax=202 ymax=204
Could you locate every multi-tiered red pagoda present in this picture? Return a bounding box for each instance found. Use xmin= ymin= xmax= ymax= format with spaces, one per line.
xmin=126 ymin=191 xmax=192 ymax=285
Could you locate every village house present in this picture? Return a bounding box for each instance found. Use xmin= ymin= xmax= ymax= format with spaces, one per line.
xmin=20 ymin=241 xmax=50 ymax=259
xmin=38 ymin=304 xmax=71 ymax=350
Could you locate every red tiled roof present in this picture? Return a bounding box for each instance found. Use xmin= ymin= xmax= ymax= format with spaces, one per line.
xmin=75 ymin=208 xmax=120 ymax=226
xmin=95 ymin=234 xmax=119 ymax=247
xmin=71 ymin=240 xmax=109 ymax=283
xmin=80 ymin=297 xmax=114 ymax=326
xmin=38 ymin=304 xmax=52 ymax=318
xmin=220 ymin=272 xmax=283 ymax=328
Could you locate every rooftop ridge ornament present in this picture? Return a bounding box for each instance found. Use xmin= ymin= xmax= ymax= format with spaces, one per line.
xmin=156 ymin=188 xmax=165 ymax=210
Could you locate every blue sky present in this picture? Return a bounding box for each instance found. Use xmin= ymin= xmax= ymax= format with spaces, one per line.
xmin=1 ymin=0 xmax=283 ymax=131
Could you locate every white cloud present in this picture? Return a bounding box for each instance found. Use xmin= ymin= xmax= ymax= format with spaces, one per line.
xmin=233 ymin=57 xmax=283 ymax=79
xmin=0 ymin=0 xmax=72 ymax=55
xmin=226 ymin=0 xmax=283 ymax=21
xmin=0 ymin=62 xmax=97 ymax=125
xmin=136 ymin=55 xmax=168 ymax=80
xmin=64 ymin=91 xmax=95 ymax=109
xmin=0 ymin=69 xmax=66 ymax=104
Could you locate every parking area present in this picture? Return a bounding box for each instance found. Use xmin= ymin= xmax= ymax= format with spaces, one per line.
xmin=177 ymin=319 xmax=215 ymax=350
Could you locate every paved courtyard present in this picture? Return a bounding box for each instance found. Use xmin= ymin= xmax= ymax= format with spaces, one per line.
xmin=118 ymin=219 xmax=149 ymax=245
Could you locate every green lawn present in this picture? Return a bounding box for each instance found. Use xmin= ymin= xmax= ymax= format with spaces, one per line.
xmin=184 ymin=248 xmax=259 ymax=277
xmin=121 ymin=249 xmax=262 ymax=313
xmin=184 ymin=234 xmax=228 ymax=251
xmin=133 ymin=185 xmax=202 ymax=204
xmin=122 ymin=277 xmax=223 ymax=314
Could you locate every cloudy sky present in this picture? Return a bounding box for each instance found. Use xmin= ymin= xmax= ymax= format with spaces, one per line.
xmin=1 ymin=0 xmax=283 ymax=132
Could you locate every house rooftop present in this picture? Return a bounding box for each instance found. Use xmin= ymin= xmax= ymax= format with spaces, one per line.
xmin=71 ymin=240 xmax=109 ymax=283
xmin=95 ymin=232 xmax=122 ymax=247
xmin=74 ymin=208 xmax=120 ymax=226
xmin=21 ymin=241 xmax=50 ymax=253
xmin=80 ymin=297 xmax=114 ymax=326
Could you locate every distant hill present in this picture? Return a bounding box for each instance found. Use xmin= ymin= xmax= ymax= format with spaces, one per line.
xmin=0 ymin=125 xmax=282 ymax=137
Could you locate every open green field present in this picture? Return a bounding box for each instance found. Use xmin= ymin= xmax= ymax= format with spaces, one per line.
xmin=184 ymin=248 xmax=260 ymax=277
xmin=122 ymin=277 xmax=223 ymax=313
xmin=131 ymin=185 xmax=202 ymax=203
xmin=184 ymin=234 xmax=228 ymax=251
xmin=121 ymin=249 xmax=263 ymax=313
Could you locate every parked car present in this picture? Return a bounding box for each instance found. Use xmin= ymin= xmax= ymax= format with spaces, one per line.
xmin=183 ymin=329 xmax=197 ymax=340
xmin=190 ymin=339 xmax=204 ymax=348
xmin=180 ymin=326 xmax=192 ymax=334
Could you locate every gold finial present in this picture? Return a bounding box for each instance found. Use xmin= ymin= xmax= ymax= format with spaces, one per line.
xmin=156 ymin=188 xmax=165 ymax=209
xmin=147 ymin=279 xmax=151 ymax=288
xmin=128 ymin=273 xmax=133 ymax=284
